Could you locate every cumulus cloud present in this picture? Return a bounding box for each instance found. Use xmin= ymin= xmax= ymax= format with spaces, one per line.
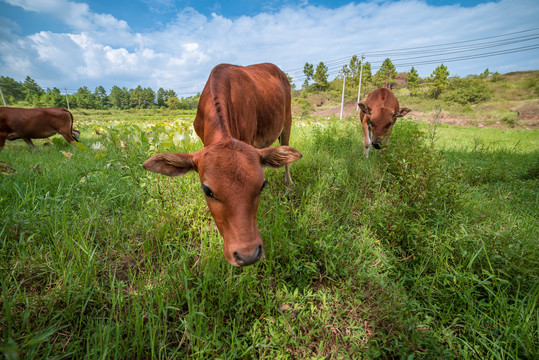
xmin=0 ymin=0 xmax=537 ymax=94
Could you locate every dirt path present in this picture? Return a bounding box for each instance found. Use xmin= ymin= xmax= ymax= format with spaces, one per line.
xmin=310 ymin=102 xmax=539 ymax=129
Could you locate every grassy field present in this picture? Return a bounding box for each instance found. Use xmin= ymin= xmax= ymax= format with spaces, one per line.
xmin=1 ymin=112 xmax=538 ymax=359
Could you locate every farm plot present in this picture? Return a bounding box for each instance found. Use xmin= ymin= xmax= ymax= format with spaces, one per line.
xmin=1 ymin=116 xmax=537 ymax=359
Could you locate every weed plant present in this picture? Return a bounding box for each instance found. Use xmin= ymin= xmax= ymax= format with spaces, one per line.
xmin=0 ymin=117 xmax=537 ymax=359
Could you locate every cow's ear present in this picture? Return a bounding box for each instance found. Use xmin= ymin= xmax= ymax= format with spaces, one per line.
xmin=395 ymin=107 xmax=411 ymax=118
xmin=143 ymin=152 xmax=197 ymax=177
xmin=358 ymin=102 xmax=371 ymax=115
xmin=259 ymin=146 xmax=302 ymax=168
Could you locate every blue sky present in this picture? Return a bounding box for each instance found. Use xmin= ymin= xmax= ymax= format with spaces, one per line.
xmin=1 ymin=0 xmax=537 ymax=95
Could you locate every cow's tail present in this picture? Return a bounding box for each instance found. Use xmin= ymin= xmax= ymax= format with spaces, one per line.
xmin=67 ymin=109 xmax=80 ymax=142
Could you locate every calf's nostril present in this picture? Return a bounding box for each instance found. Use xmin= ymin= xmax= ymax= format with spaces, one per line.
xmin=233 ymin=246 xmax=263 ymax=267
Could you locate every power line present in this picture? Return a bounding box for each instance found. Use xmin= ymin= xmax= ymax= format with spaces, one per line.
xmin=43 ymin=27 xmax=539 ymax=94
xmin=287 ymin=29 xmax=539 ymax=82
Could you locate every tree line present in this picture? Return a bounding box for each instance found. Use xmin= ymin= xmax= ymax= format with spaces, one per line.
xmin=301 ymin=56 xmax=498 ymax=101
xmin=1 ymin=57 xmax=498 ymax=111
xmin=0 ymin=76 xmax=200 ymax=110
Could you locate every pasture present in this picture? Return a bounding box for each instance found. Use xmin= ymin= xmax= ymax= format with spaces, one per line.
xmin=1 ymin=112 xmax=537 ymax=359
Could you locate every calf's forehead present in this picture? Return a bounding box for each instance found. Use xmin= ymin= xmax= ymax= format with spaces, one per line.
xmin=198 ymin=143 xmax=265 ymax=188
xmin=371 ymin=108 xmax=394 ymax=124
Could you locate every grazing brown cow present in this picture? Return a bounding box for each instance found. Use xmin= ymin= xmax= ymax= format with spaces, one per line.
xmin=143 ymin=63 xmax=302 ymax=266
xmin=358 ymin=88 xmax=411 ymax=157
xmin=0 ymin=107 xmax=80 ymax=151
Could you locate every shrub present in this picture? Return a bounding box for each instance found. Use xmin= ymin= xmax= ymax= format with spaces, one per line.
xmin=442 ymin=77 xmax=492 ymax=105
xmin=500 ymin=114 xmax=519 ymax=127
xmin=292 ymin=97 xmax=312 ymax=117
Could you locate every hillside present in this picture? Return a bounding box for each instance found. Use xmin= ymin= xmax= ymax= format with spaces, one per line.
xmin=292 ymin=70 xmax=539 ymax=129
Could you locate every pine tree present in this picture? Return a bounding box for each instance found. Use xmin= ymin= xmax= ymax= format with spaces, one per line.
xmin=405 ymin=66 xmax=420 ymax=96
xmin=374 ymin=58 xmax=397 ymax=89
xmin=110 ymin=86 xmax=130 ymax=109
xmin=349 ymin=55 xmax=360 ymax=79
xmin=361 ymin=62 xmax=372 ymax=89
xmin=94 ymin=86 xmax=108 ymax=108
xmin=430 ymin=63 xmax=449 ymax=98
xmin=313 ymin=61 xmax=328 ymax=90
xmin=157 ymin=88 xmax=166 ymax=107
xmin=302 ymin=62 xmax=314 ymax=89
xmin=0 ymin=76 xmax=25 ymax=103
xmin=23 ymin=76 xmax=44 ymax=103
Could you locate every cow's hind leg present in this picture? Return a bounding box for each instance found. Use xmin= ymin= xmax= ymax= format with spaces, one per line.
xmin=23 ymin=138 xmax=37 ymax=150
xmin=0 ymin=135 xmax=5 ymax=151
xmin=72 ymin=129 xmax=81 ymax=142
xmin=58 ymin=130 xmax=77 ymax=145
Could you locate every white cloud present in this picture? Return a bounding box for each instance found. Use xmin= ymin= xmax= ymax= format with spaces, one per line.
xmin=4 ymin=0 xmax=131 ymax=44
xmin=0 ymin=0 xmax=537 ymax=94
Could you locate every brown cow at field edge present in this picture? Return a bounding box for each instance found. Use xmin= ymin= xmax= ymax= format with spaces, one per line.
xmin=358 ymin=88 xmax=411 ymax=157
xmin=143 ymin=63 xmax=302 ymax=267
xmin=0 ymin=107 xmax=80 ymax=151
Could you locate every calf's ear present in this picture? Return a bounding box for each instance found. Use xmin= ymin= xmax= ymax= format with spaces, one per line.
xmin=259 ymin=146 xmax=302 ymax=168
xmin=143 ymin=152 xmax=197 ymax=176
xmin=358 ymin=103 xmax=371 ymax=115
xmin=395 ymin=107 xmax=411 ymax=118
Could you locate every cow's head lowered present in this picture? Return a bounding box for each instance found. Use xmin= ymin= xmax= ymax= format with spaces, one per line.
xmin=358 ymin=103 xmax=411 ymax=150
xmin=143 ymin=139 xmax=301 ymax=266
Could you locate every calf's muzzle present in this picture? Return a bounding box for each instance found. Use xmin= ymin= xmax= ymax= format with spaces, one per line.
xmin=234 ymin=245 xmax=264 ymax=267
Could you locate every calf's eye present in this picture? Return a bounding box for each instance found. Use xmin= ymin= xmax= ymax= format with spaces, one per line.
xmin=260 ymin=179 xmax=269 ymax=193
xmin=201 ymin=184 xmax=215 ymax=198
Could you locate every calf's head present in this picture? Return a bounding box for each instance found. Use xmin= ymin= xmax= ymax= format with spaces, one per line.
xmin=143 ymin=139 xmax=301 ymax=266
xmin=358 ymin=103 xmax=411 ymax=149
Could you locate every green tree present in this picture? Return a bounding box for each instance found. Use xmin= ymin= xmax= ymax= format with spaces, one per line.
xmin=129 ymin=86 xmax=144 ymax=108
xmin=157 ymin=88 xmax=166 ymax=107
xmin=405 ymin=66 xmax=420 ymax=96
xmin=313 ymin=61 xmax=329 ymax=90
xmin=109 ymin=86 xmax=130 ymax=109
xmin=374 ymin=58 xmax=397 ymax=89
xmin=157 ymin=88 xmax=177 ymax=108
xmin=336 ymin=65 xmax=349 ymax=80
xmin=23 ymin=76 xmax=44 ymax=104
xmin=0 ymin=76 xmax=24 ymax=104
xmin=165 ymin=89 xmax=176 ymax=100
xmin=361 ymin=61 xmax=372 ymax=87
xmin=142 ymin=87 xmax=155 ymax=108
xmin=429 ymin=63 xmax=450 ymax=98
xmin=43 ymin=87 xmax=66 ymax=108
xmin=442 ymin=77 xmax=491 ymax=105
xmin=302 ymin=62 xmax=314 ymax=89
xmin=129 ymin=86 xmax=155 ymax=108
xmin=73 ymin=86 xmax=97 ymax=109
xmin=349 ymin=55 xmax=361 ymax=79
xmin=165 ymin=96 xmax=179 ymax=109
xmin=285 ymin=73 xmax=296 ymax=90
xmin=94 ymin=86 xmax=108 ymax=108
xmin=479 ymin=68 xmax=490 ymax=79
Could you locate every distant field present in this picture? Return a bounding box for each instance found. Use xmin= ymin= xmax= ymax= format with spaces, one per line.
xmin=1 ymin=113 xmax=537 ymax=359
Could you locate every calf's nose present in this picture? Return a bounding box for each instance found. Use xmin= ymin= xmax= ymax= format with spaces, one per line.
xmin=372 ymin=142 xmax=381 ymax=149
xmin=234 ymin=245 xmax=263 ymax=267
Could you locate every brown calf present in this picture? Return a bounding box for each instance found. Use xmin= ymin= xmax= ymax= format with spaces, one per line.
xmin=358 ymin=88 xmax=411 ymax=157
xmin=143 ymin=63 xmax=302 ymax=266
xmin=0 ymin=107 xmax=80 ymax=151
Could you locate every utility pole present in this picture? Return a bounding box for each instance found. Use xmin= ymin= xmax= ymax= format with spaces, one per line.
xmin=64 ymin=88 xmax=70 ymax=110
xmin=340 ymin=66 xmax=349 ymax=121
xmin=0 ymin=86 xmax=6 ymax=106
xmin=356 ymin=54 xmax=365 ymax=110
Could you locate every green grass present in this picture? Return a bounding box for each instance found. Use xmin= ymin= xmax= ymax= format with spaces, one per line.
xmin=1 ymin=115 xmax=538 ymax=359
